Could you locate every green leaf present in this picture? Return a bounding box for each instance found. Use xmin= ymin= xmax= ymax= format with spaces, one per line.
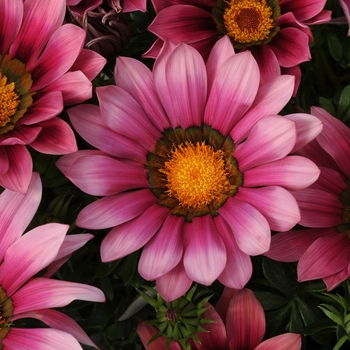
xmin=99 ymin=276 xmax=115 ymax=301
xmin=254 ymin=291 xmax=288 ymax=311
xmin=262 ymin=258 xmax=297 ymax=296
xmin=327 ymin=32 xmax=343 ymax=62
xmin=319 ymin=96 xmax=336 ymax=116
xmin=296 ymin=297 xmax=320 ymax=326
xmin=122 ymin=249 xmax=141 ymax=285
xmin=333 ymin=335 xmax=349 ymax=350
xmin=337 ymin=85 xmax=350 ymax=124
xmin=319 ymin=305 xmax=344 ymax=327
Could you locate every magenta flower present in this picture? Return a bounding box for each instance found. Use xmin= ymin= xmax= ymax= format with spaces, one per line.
xmin=57 ymin=36 xmax=321 ymax=301
xmin=144 ymin=0 xmax=331 ymax=93
xmin=266 ymin=107 xmax=350 ymax=291
xmin=0 ymin=0 xmax=106 ymax=193
xmin=0 ymin=172 xmax=105 ymax=349
xmin=66 ymin=0 xmax=147 ymax=15
xmin=137 ymin=288 xmax=301 ymax=350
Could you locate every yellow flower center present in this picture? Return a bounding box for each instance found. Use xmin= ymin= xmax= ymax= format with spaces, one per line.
xmin=223 ymin=0 xmax=275 ymax=43
xmin=160 ymin=142 xmax=231 ymax=210
xmin=0 ymin=73 xmax=21 ymax=128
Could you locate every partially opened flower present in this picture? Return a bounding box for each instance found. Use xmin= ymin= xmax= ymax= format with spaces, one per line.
xmin=0 ymin=172 xmax=105 ymax=349
xmin=0 ymin=0 xmax=106 ymax=193
xmin=266 ymin=107 xmax=350 ymax=291
xmin=57 ymin=36 xmax=321 ymax=301
xmin=144 ymin=0 xmax=331 ymax=93
xmin=137 ymin=288 xmax=301 ymax=350
xmin=66 ymin=0 xmax=131 ymax=58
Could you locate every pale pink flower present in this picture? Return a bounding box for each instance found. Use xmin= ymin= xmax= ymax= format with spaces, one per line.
xmin=0 ymin=0 xmax=106 ymax=193
xmin=0 ymin=172 xmax=105 ymax=349
xmin=137 ymin=288 xmax=301 ymax=350
xmin=266 ymin=107 xmax=350 ymax=291
xmin=57 ymin=37 xmax=321 ymax=301
xmin=144 ymin=0 xmax=331 ymax=94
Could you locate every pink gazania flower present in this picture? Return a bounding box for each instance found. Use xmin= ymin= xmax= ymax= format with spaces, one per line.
xmin=56 ymin=36 xmax=321 ymax=302
xmin=265 ymin=107 xmax=350 ymax=291
xmin=66 ymin=0 xmax=147 ymax=15
xmin=144 ymin=0 xmax=331 ymax=93
xmin=0 ymin=172 xmax=105 ymax=349
xmin=137 ymin=288 xmax=301 ymax=350
xmin=0 ymin=0 xmax=106 ymax=193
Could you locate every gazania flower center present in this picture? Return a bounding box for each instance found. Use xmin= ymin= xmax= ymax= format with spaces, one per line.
xmin=146 ymin=126 xmax=242 ymax=221
xmin=160 ymin=142 xmax=230 ymax=210
xmin=0 ymin=73 xmax=20 ymax=128
xmin=0 ymin=286 xmax=13 ymax=345
xmin=0 ymin=54 xmax=34 ymax=134
xmin=223 ymin=0 xmax=275 ymax=43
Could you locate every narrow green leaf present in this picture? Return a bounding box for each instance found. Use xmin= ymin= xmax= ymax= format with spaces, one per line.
xmin=333 ymin=335 xmax=349 ymax=350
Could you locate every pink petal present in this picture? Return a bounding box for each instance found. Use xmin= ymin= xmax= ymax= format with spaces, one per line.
xmin=280 ymin=0 xmax=327 ymax=22
xmin=183 ymin=215 xmax=227 ymax=285
xmin=0 ymin=172 xmax=41 ymax=262
xmin=284 ymin=113 xmax=323 ymax=152
xmin=3 ymin=328 xmax=82 ymax=350
xmin=77 ymin=189 xmax=157 ymax=229
xmin=215 ymin=287 xmax=239 ymax=322
xmin=206 ymin=35 xmax=235 ymax=92
xmin=0 ymin=0 xmax=23 ymax=55
xmin=63 ymin=154 xmax=148 ymax=196
xmin=230 ymin=75 xmax=295 ymax=143
xmin=156 ymin=260 xmax=193 ymax=302
xmin=31 ymin=24 xmax=85 ymax=91
xmin=219 ymin=197 xmax=271 ymax=255
xmin=250 ymin=45 xmax=281 ymax=87
xmin=340 ymin=0 xmax=350 ymax=35
xmin=311 ymin=106 xmax=350 ymax=179
xmin=236 ymin=186 xmax=300 ymax=232
xmin=19 ymin=91 xmax=63 ymax=125
xmin=254 ymin=333 xmax=301 ymax=350
xmin=243 ymin=155 xmax=320 ymax=190
xmin=215 ymin=216 xmax=252 ymax=289
xmin=11 ymin=309 xmax=98 ymax=348
xmin=68 ymin=104 xmax=146 ymax=161
xmin=0 ymin=147 xmax=9 ymax=175
xmin=43 ymin=233 xmax=94 ymax=278
xmin=122 ymin=0 xmax=147 ymax=12
xmin=12 ymin=277 xmax=105 ymax=314
xmin=234 ymin=116 xmax=296 ymax=172
xmin=137 ymin=323 xmax=182 ymax=350
xmin=298 ymin=234 xmax=350 ymax=282
xmin=323 ymin=267 xmax=350 ymax=291
xmin=154 ymin=41 xmax=207 ymax=129
xmin=41 ymin=71 xmax=92 ymax=106
xmin=70 ymin=48 xmax=106 ymax=81
xmin=29 ymin=118 xmax=77 ymax=155
xmin=0 ymin=145 xmax=33 ymax=193
xmin=100 ymin=204 xmax=169 ymax=262
xmin=9 ymin=0 xmax=66 ymax=70
xmin=204 ymin=51 xmax=260 ymax=135
xmin=265 ymin=228 xmax=334 ymax=262
xmin=195 ymin=303 xmax=228 ymax=349
xmin=0 ymin=125 xmax=42 ymax=145
xmin=311 ymin=167 xmax=346 ymax=195
xmin=269 ymin=27 xmax=311 ymax=67
xmin=0 ymin=223 xmax=68 ymax=296
xmin=293 ymin=188 xmax=343 ymax=228
xmin=115 ymin=56 xmax=170 ymax=131
xmin=138 ymin=215 xmax=184 ymax=280
xmin=55 ymin=149 xmax=105 ymax=174
xmin=148 ymin=5 xmax=217 ymax=45
xmin=97 ymin=85 xmax=161 ymax=148
xmin=226 ymin=289 xmax=266 ymax=350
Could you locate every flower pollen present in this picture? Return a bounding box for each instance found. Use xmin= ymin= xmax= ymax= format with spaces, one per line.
xmin=0 ymin=73 xmax=20 ymax=128
xmin=224 ymin=0 xmax=275 ymax=43
xmin=160 ymin=142 xmax=231 ymax=210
